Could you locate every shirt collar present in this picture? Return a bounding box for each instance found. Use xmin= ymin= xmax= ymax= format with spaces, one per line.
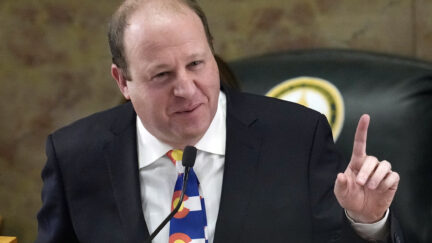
xmin=137 ymin=91 xmax=227 ymax=169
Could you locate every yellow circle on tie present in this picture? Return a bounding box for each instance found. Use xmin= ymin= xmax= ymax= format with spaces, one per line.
xmin=172 ymin=149 xmax=183 ymax=161
xmin=172 ymin=197 xmax=185 ymax=211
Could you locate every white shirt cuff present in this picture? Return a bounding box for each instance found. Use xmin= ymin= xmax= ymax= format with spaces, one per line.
xmin=345 ymin=209 xmax=390 ymax=241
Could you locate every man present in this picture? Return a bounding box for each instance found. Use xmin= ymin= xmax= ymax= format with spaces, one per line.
xmin=36 ymin=0 xmax=403 ymax=242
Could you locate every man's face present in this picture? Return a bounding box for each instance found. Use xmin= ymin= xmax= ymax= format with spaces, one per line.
xmin=113 ymin=3 xmax=220 ymax=148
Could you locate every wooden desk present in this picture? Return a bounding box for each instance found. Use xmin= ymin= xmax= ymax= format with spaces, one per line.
xmin=0 ymin=237 xmax=17 ymax=243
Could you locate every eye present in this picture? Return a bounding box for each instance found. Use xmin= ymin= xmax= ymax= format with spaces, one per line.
xmin=188 ymin=60 xmax=203 ymax=70
xmin=152 ymin=71 xmax=169 ymax=80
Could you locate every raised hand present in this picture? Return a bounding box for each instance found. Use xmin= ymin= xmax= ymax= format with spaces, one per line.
xmin=334 ymin=114 xmax=400 ymax=223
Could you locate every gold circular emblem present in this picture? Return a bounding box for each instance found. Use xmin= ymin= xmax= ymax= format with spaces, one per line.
xmin=266 ymin=76 xmax=345 ymax=141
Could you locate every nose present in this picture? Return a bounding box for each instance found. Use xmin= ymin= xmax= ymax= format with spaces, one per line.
xmin=173 ymin=70 xmax=196 ymax=98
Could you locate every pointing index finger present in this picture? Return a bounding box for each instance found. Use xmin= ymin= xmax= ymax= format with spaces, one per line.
xmin=352 ymin=114 xmax=370 ymax=160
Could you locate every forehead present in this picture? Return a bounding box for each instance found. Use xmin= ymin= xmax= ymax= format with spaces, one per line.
xmin=125 ymin=0 xmax=198 ymax=37
xmin=123 ymin=1 xmax=208 ymax=60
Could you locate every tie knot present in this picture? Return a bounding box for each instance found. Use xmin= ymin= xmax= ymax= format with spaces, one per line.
xmin=167 ymin=149 xmax=183 ymax=163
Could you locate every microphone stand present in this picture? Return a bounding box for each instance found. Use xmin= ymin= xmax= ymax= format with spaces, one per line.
xmin=144 ymin=166 xmax=191 ymax=243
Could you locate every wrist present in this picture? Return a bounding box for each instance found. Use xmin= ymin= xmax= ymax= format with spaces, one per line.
xmin=346 ymin=210 xmax=386 ymax=224
xmin=345 ymin=209 xmax=390 ymax=241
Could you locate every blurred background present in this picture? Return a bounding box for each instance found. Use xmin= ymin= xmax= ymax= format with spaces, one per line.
xmin=0 ymin=0 xmax=431 ymax=242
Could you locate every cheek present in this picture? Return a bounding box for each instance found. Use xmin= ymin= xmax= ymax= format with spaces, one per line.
xmin=208 ymin=70 xmax=221 ymax=97
xmin=133 ymin=96 xmax=169 ymax=132
xmin=129 ymin=86 xmax=157 ymax=115
xmin=199 ymin=64 xmax=220 ymax=90
xmin=209 ymin=64 xmax=221 ymax=89
xmin=138 ymin=91 xmax=170 ymax=118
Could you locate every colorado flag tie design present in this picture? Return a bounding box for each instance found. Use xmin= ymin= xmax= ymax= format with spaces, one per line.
xmin=167 ymin=150 xmax=208 ymax=243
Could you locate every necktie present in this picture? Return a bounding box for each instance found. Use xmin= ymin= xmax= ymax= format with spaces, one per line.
xmin=167 ymin=149 xmax=208 ymax=243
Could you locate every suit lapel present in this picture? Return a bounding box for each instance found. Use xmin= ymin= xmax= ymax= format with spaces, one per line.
xmin=103 ymin=103 xmax=149 ymax=242
xmin=101 ymin=92 xmax=262 ymax=242
xmin=214 ymin=90 xmax=263 ymax=243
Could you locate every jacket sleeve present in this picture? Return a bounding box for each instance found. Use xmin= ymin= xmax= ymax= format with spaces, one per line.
xmin=35 ymin=135 xmax=79 ymax=243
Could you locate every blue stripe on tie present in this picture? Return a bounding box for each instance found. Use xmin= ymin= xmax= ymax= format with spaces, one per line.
xmin=174 ymin=171 xmax=201 ymax=197
xmin=170 ymin=211 xmax=207 ymax=238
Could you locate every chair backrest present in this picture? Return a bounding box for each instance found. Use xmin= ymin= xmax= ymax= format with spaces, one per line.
xmin=228 ymin=49 xmax=432 ymax=243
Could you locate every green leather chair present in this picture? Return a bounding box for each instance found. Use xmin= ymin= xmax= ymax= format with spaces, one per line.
xmin=227 ymin=49 xmax=432 ymax=243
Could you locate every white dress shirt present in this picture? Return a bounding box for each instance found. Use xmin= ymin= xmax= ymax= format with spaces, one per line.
xmin=137 ymin=91 xmax=226 ymax=243
xmin=136 ymin=91 xmax=387 ymax=242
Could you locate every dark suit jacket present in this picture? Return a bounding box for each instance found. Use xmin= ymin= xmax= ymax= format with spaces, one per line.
xmin=36 ymin=89 xmax=404 ymax=243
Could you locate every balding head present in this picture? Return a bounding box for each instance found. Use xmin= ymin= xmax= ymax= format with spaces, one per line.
xmin=108 ymin=0 xmax=214 ymax=79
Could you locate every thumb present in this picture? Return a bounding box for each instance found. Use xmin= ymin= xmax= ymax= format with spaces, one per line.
xmin=334 ymin=173 xmax=348 ymax=200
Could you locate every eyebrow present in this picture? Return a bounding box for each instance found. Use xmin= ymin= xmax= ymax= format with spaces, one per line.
xmin=146 ymin=52 xmax=206 ymax=70
xmin=187 ymin=52 xmax=205 ymax=61
xmin=147 ymin=63 xmax=171 ymax=72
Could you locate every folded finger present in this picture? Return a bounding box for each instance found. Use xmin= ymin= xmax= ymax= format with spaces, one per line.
xmin=377 ymin=171 xmax=400 ymax=193
xmin=356 ymin=156 xmax=379 ymax=185
xmin=367 ymin=160 xmax=392 ymax=190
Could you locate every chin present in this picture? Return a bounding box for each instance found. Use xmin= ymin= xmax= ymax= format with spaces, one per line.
xmin=180 ymin=129 xmax=205 ymax=140
xmin=175 ymin=125 xmax=208 ymax=144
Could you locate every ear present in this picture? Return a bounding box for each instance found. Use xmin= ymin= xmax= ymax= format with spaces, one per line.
xmin=111 ymin=64 xmax=131 ymax=100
